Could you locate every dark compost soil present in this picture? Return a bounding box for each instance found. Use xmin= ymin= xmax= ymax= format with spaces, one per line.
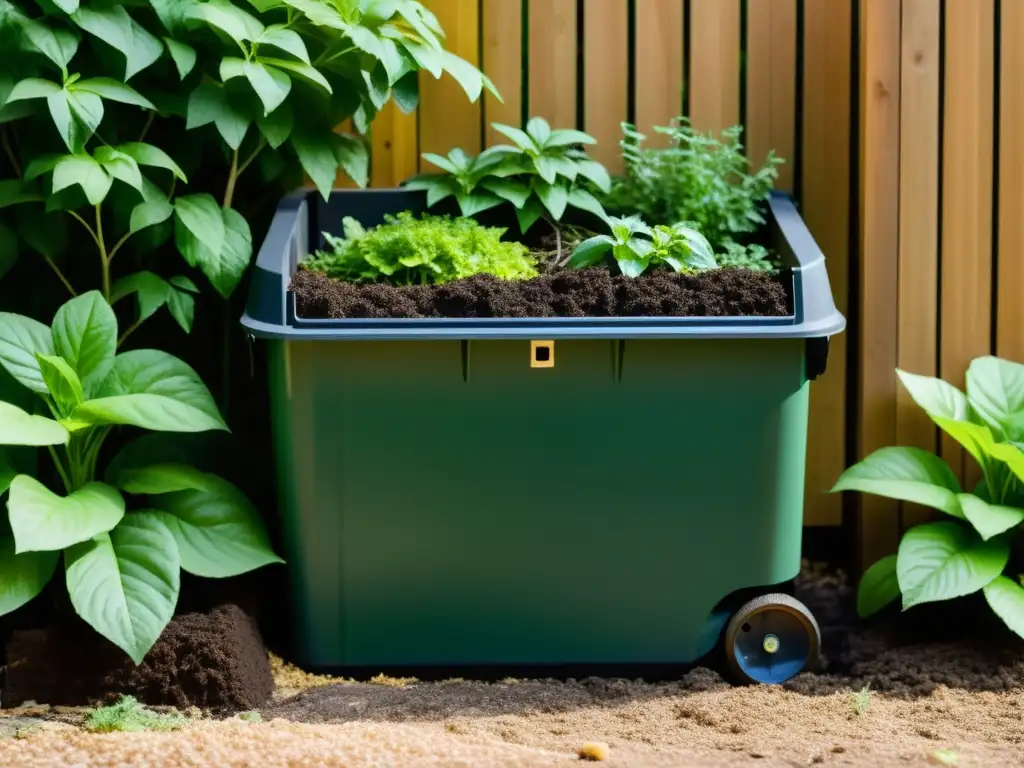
xmin=3 ymin=604 xmax=273 ymax=713
xmin=290 ymin=267 xmax=792 ymax=320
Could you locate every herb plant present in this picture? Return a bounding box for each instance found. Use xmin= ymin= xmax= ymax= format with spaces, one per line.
xmin=569 ymin=216 xmax=715 ymax=278
xmin=833 ymin=356 xmax=1024 ymax=639
xmin=603 ymin=119 xmax=781 ymax=271
xmin=404 ymin=116 xmax=611 ymax=234
xmin=0 ymin=291 xmax=282 ymax=663
xmin=301 ymin=212 xmax=537 ymax=285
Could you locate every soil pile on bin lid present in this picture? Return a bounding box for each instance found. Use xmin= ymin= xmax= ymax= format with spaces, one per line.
xmin=3 ymin=603 xmax=273 ymax=713
xmin=290 ymin=267 xmax=791 ymax=319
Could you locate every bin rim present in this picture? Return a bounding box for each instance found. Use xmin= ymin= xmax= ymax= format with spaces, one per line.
xmin=241 ymin=189 xmax=847 ymax=342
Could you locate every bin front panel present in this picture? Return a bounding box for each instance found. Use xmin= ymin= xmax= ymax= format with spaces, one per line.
xmin=271 ymin=337 xmax=809 ymax=668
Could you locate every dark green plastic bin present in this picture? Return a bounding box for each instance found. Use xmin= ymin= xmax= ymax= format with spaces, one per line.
xmin=241 ymin=189 xmax=846 ymax=685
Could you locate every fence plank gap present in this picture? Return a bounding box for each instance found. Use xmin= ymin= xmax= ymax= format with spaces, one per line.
xmin=998 ymin=0 xmax=1024 ymax=363
xmin=482 ymin=0 xmax=523 ymax=145
xmin=897 ymin=0 xmax=941 ymax=530
xmin=418 ymin=0 xmax=482 ymax=165
xmin=527 ymin=0 xmax=578 ymax=128
xmin=689 ymin=0 xmax=741 ymax=135
xmin=583 ymin=0 xmax=629 ymax=173
xmin=746 ymin=0 xmax=797 ymax=191
xmin=941 ymin=0 xmax=995 ymax=488
xmin=634 ymin=0 xmax=685 ymax=146
xmin=801 ymin=0 xmax=852 ymax=529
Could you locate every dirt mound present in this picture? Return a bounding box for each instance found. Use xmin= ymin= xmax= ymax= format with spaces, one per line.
xmin=4 ymin=605 xmax=272 ymax=713
xmin=290 ymin=267 xmax=791 ymax=319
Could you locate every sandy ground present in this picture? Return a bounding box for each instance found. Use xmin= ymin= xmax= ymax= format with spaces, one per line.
xmin=1 ymin=564 xmax=1023 ymax=767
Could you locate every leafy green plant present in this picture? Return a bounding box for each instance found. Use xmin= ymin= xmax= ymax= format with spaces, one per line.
xmin=715 ymin=241 xmax=776 ymax=274
xmin=832 ymin=356 xmax=1024 ymax=639
xmin=0 ymin=291 xmax=282 ymax=663
xmin=404 ymin=116 xmax=611 ymax=234
xmin=0 ymin=0 xmax=493 ymax=308
xmin=603 ymin=119 xmax=782 ymax=252
xmin=301 ymin=211 xmax=537 ymax=285
xmin=568 ymin=215 xmax=715 ymax=278
xmin=85 ymin=695 xmax=188 ymax=733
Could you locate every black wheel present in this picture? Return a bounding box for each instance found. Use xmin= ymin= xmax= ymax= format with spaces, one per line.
xmin=723 ymin=593 xmax=820 ymax=685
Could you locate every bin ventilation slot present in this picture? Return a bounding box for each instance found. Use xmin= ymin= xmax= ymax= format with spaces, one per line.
xmin=530 ymin=340 xmax=555 ymax=368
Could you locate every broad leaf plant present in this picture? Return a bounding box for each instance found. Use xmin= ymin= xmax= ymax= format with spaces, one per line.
xmin=0 ymin=0 xmax=493 ymax=662
xmin=833 ymin=356 xmax=1024 ymax=640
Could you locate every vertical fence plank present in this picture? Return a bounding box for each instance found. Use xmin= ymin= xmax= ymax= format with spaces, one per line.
xmin=941 ymin=0 xmax=995 ymax=486
xmin=371 ymin=104 xmax=418 ymax=187
xmin=634 ymin=0 xmax=684 ymax=145
xmin=689 ymin=0 xmax=741 ymax=134
xmin=419 ymin=0 xmax=482 ymax=164
xmin=897 ymin=0 xmax=941 ymax=529
xmin=528 ymin=0 xmax=578 ymax=128
xmin=583 ymin=0 xmax=629 ymax=173
xmin=801 ymin=0 xmax=851 ymax=528
xmin=746 ymin=0 xmax=797 ymax=191
xmin=482 ymin=0 xmax=522 ymax=145
xmin=858 ymin=0 xmax=902 ymax=568
xmin=998 ymin=0 xmax=1024 ymax=362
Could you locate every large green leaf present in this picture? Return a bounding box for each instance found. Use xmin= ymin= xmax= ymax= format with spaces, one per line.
xmin=957 ymin=493 xmax=1024 ymax=541
xmin=983 ymin=575 xmax=1024 ymax=640
xmin=897 ymin=521 xmax=1009 ymax=609
xmin=65 ymin=513 xmax=180 ymax=664
xmin=966 ymin=356 xmax=1024 ymax=440
xmin=36 ymin=354 xmax=84 ymax=417
xmin=117 ymin=142 xmax=187 ymax=182
xmin=831 ymin=446 xmax=964 ymax=518
xmin=0 ymin=402 xmax=69 ymax=446
xmin=163 ymin=37 xmax=196 ymax=79
xmin=174 ymin=205 xmax=250 ymax=299
xmin=0 ymin=534 xmax=58 ymax=617
xmin=71 ymin=6 xmax=163 ymax=80
xmin=51 ymin=291 xmax=117 ymax=396
xmin=256 ymin=102 xmax=293 ymax=149
xmin=0 ymin=312 xmax=55 ymax=393
xmin=258 ymin=57 xmax=331 ymax=94
xmin=857 ymin=553 xmax=900 ymax=618
xmin=189 ymin=0 xmax=264 ymax=42
xmin=129 ymin=199 xmax=175 ymax=234
xmin=174 ymin=194 xmax=226 ymax=264
xmin=568 ymin=235 xmax=614 ymax=269
xmin=166 ymin=277 xmax=196 ymax=333
xmin=333 ymin=134 xmax=368 ymax=188
xmin=242 ymin=61 xmax=291 ymax=116
xmin=255 ymin=24 xmax=309 ymax=63
xmin=291 ymin=125 xmax=338 ymax=200
xmin=93 ymin=147 xmax=143 ymax=193
xmin=6 ymin=77 xmax=61 ymax=102
xmin=536 ymin=182 xmax=568 ymax=220
xmin=111 ymin=271 xmax=172 ymax=326
xmin=73 ymin=349 xmax=227 ymax=433
xmin=72 ymin=78 xmax=154 ymax=109
xmin=52 ymin=154 xmax=112 ymax=205
xmin=8 ymin=476 xmax=124 ymax=553
xmin=149 ymin=475 xmax=283 ymax=578
xmin=46 ymin=88 xmax=103 ymax=153
xmin=20 ymin=20 xmax=79 ymax=69
xmin=112 ymin=463 xmax=216 ymax=495
xmin=186 ymin=83 xmax=250 ymax=149
xmin=897 ymin=369 xmax=969 ymax=420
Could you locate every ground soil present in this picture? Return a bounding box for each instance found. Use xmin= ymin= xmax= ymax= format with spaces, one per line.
xmin=291 ymin=266 xmax=792 ymax=319
xmin=3 ymin=604 xmax=272 ymax=713
xmin=1 ymin=563 xmax=1022 ymax=766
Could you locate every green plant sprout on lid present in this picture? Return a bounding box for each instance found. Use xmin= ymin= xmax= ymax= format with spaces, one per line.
xmin=404 ymin=116 xmax=612 ymax=233
xmin=0 ymin=291 xmax=283 ymax=665
xmin=832 ymin=355 xmax=1024 ymax=640
xmin=569 ymin=215 xmax=716 ymax=278
xmin=301 ymin=212 xmax=537 ymax=285
xmin=85 ymin=695 xmax=187 ymax=733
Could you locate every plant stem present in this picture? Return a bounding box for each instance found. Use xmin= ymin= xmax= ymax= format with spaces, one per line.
xmin=95 ymin=205 xmax=110 ymax=301
xmin=138 ymin=111 xmax=155 ymax=143
xmin=237 ymin=138 xmax=267 ymax=177
xmin=69 ymin=211 xmax=102 ymax=249
xmin=47 ymin=445 xmax=73 ymax=494
xmin=118 ymin=319 xmax=141 ymax=348
xmin=107 ymin=232 xmax=133 ymax=264
xmin=1 ymin=126 xmax=21 ymax=177
xmin=43 ymin=254 xmax=77 ymax=296
xmin=223 ymin=149 xmax=239 ymax=209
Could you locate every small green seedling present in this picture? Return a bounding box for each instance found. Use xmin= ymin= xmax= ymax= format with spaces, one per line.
xmin=238 ymin=710 xmax=262 ymax=723
xmin=851 ymin=685 xmax=872 ymax=716
xmin=570 ymin=216 xmax=715 ymax=277
xmin=85 ymin=696 xmax=186 ymax=733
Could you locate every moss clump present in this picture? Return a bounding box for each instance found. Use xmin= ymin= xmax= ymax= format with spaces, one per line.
xmin=84 ymin=696 xmax=187 ymax=733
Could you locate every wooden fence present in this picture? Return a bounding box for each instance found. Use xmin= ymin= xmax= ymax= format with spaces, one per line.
xmin=361 ymin=0 xmax=1023 ymax=569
